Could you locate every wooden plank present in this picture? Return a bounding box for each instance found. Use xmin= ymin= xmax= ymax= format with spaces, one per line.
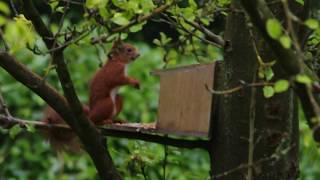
xmin=99 ymin=123 xmax=158 ymax=134
xmin=99 ymin=122 xmax=208 ymax=137
xmin=151 ymin=63 xmax=215 ymax=76
xmin=156 ymin=63 xmax=215 ymax=137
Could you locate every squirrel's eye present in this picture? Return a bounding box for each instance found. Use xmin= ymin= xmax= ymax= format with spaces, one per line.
xmin=127 ymin=48 xmax=132 ymax=52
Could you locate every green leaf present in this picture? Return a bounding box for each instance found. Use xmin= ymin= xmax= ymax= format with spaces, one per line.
xmin=263 ymin=86 xmax=275 ymax=98
xmin=153 ymin=39 xmax=161 ymax=46
xmin=167 ymin=49 xmax=178 ymax=62
xmin=0 ymin=2 xmax=10 ymax=15
xmin=295 ymin=0 xmax=304 ymax=5
xmin=112 ymin=0 xmax=127 ymax=9
xmin=49 ymin=1 xmax=59 ymax=11
xmin=26 ymin=124 xmax=36 ymax=133
xmin=311 ymin=116 xmax=320 ymax=124
xmin=56 ymin=7 xmax=64 ymax=13
xmin=258 ymin=66 xmax=265 ymax=79
xmin=0 ymin=16 xmax=6 ymax=26
xmin=99 ymin=7 xmax=110 ymax=20
xmin=200 ymin=17 xmax=210 ymax=26
xmin=274 ymin=79 xmax=290 ymax=93
xmin=4 ymin=14 xmax=36 ymax=53
xmin=296 ymin=74 xmax=312 ymax=85
xmin=129 ymin=23 xmax=145 ymax=33
xmin=14 ymin=14 xmax=31 ymax=25
xmin=111 ymin=13 xmax=130 ymax=25
xmin=305 ymin=19 xmax=319 ymax=30
xmin=86 ymin=0 xmax=99 ymax=8
xmin=188 ymin=0 xmax=197 ymax=8
xmin=9 ymin=125 xmax=22 ymax=139
xmin=120 ymin=33 xmax=128 ymax=40
xmin=182 ymin=7 xmax=196 ymax=21
xmin=266 ymin=19 xmax=282 ymax=39
xmin=279 ymin=35 xmax=292 ymax=49
xmin=264 ymin=66 xmax=274 ymax=81
xmin=160 ymin=32 xmax=171 ymax=45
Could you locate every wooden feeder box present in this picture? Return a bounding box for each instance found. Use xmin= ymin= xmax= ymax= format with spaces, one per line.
xmin=152 ymin=62 xmax=215 ymax=137
xmin=103 ymin=62 xmax=215 ymax=138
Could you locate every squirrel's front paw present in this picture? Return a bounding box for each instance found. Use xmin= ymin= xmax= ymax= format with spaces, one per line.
xmin=131 ymin=80 xmax=140 ymax=89
xmin=134 ymin=82 xmax=140 ymax=89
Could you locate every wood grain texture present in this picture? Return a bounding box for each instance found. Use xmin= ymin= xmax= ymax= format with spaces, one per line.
xmin=155 ymin=63 xmax=215 ymax=137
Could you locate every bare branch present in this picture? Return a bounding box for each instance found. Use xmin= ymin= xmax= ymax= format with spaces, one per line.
xmin=206 ymin=82 xmax=274 ymax=95
xmin=0 ymin=87 xmax=11 ymax=118
xmin=9 ymin=0 xmax=18 ymax=16
xmin=91 ymin=3 xmax=174 ymax=44
xmin=27 ymin=26 xmax=95 ymax=56
xmin=0 ymin=52 xmax=73 ymax=128
xmin=0 ymin=114 xmax=209 ymax=149
xmin=182 ymin=17 xmax=225 ymax=47
xmin=159 ymin=13 xmax=222 ymax=47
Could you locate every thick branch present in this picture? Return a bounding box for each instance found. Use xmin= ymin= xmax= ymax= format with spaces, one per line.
xmin=0 ymin=115 xmax=209 ymax=149
xmin=240 ymin=0 xmax=320 ymax=141
xmin=21 ymin=1 xmax=122 ymax=179
xmin=0 ymin=53 xmax=70 ymax=117
xmin=0 ymin=52 xmax=121 ymax=179
xmin=22 ymin=0 xmax=86 ymax=125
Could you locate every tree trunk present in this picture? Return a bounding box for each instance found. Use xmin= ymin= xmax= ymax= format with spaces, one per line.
xmin=209 ymin=1 xmax=299 ymax=180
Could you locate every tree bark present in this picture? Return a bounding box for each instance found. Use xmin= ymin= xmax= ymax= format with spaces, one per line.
xmin=209 ymin=1 xmax=299 ymax=179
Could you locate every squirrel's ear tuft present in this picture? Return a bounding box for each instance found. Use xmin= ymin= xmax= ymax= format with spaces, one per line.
xmin=113 ymin=36 xmax=124 ymax=48
xmin=111 ymin=37 xmax=124 ymax=56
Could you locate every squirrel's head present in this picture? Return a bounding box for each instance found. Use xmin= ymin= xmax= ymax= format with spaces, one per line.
xmin=108 ymin=38 xmax=140 ymax=63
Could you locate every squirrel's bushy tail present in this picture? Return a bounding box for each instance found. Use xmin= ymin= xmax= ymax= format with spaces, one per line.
xmin=41 ymin=106 xmax=89 ymax=153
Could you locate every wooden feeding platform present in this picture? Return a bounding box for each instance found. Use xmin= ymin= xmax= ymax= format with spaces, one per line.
xmin=101 ymin=62 xmax=216 ymax=138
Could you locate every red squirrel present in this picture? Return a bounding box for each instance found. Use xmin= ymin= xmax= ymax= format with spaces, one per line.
xmin=88 ymin=38 xmax=140 ymax=125
xmin=42 ymin=39 xmax=140 ymax=151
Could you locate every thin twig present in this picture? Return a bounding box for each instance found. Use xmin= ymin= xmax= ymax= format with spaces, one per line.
xmin=91 ymin=3 xmax=175 ymax=44
xmin=9 ymin=0 xmax=18 ymax=16
xmin=37 ymin=27 xmax=95 ymax=55
xmin=205 ymin=82 xmax=274 ymax=95
xmin=0 ymin=87 xmax=11 ymax=117
xmin=42 ymin=2 xmax=71 ymax=79
xmin=247 ymin=66 xmax=258 ymax=180
xmin=212 ymin=145 xmax=294 ymax=179
xmin=0 ymin=114 xmax=69 ymax=130
xmin=181 ymin=16 xmax=225 ymax=47
xmin=161 ymin=13 xmax=222 ymax=47
xmin=52 ymin=2 xmax=70 ymax=50
xmin=281 ymin=0 xmax=304 ymax=62
xmin=246 ymin=19 xmax=261 ymax=180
